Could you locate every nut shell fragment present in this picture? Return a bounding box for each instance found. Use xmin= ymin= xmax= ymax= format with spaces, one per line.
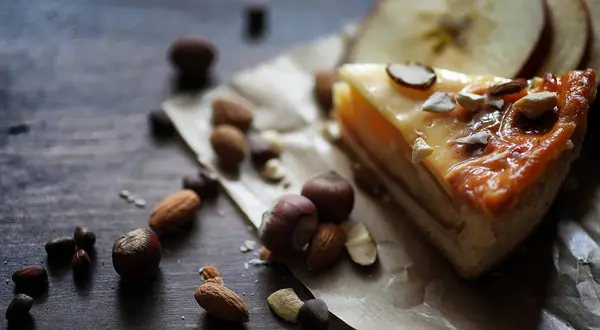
xmin=386 ymin=62 xmax=437 ymax=90
xmin=267 ymin=288 xmax=304 ymax=323
xmin=340 ymin=220 xmax=377 ymax=266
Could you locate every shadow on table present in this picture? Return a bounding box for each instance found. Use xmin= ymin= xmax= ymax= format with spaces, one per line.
xmin=6 ymin=314 xmax=36 ymax=330
xmin=200 ymin=314 xmax=247 ymax=330
xmin=117 ymin=271 xmax=164 ymax=326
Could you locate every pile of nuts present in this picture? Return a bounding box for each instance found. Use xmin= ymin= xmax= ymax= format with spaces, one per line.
xmin=209 ymin=96 xmax=289 ymax=183
xmin=6 ymin=226 xmax=97 ymax=323
xmin=259 ymin=170 xmax=377 ymax=271
xmin=268 ymin=288 xmax=330 ymax=330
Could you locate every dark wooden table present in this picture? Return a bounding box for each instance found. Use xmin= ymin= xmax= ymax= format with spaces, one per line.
xmin=0 ymin=1 xmax=371 ymax=328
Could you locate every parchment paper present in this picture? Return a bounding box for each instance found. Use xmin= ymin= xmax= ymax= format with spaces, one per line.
xmin=164 ymin=30 xmax=600 ymax=330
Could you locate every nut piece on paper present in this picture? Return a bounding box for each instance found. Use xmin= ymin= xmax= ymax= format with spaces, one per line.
xmin=340 ymin=220 xmax=377 ymax=266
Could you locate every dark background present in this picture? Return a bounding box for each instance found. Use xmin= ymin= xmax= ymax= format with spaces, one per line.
xmin=0 ymin=0 xmax=371 ymax=329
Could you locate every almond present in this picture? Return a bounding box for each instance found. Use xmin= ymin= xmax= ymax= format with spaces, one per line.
xmin=200 ymin=265 xmax=220 ymax=280
xmin=212 ymin=98 xmax=254 ymax=132
xmin=210 ymin=125 xmax=247 ymax=167
xmin=386 ymin=62 xmax=437 ymax=90
xmin=149 ymin=190 xmax=201 ymax=233
xmin=307 ymin=223 xmax=346 ymax=271
xmin=204 ymin=277 xmax=224 ymax=285
xmin=194 ymin=282 xmax=249 ymax=322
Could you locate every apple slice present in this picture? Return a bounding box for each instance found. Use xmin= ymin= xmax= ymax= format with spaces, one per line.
xmin=583 ymin=0 xmax=600 ymax=82
xmin=536 ymin=0 xmax=590 ymax=75
xmin=347 ymin=0 xmax=546 ymax=78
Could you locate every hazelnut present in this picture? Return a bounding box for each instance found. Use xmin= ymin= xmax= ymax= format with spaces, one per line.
xmin=351 ymin=163 xmax=384 ymax=197
xmin=112 ymin=229 xmax=161 ymax=280
xmin=212 ymin=98 xmax=253 ymax=132
xmin=314 ymin=69 xmax=339 ymax=112
xmin=210 ymin=125 xmax=246 ymax=167
xmin=72 ymin=249 xmax=92 ymax=276
xmin=298 ymin=299 xmax=330 ymax=330
xmin=259 ymin=194 xmax=318 ymax=253
xmin=73 ymin=226 xmax=96 ymax=251
xmin=148 ymin=109 xmax=175 ymax=138
xmin=5 ymin=294 xmax=33 ymax=322
xmin=199 ymin=168 xmax=220 ymax=198
xmin=301 ymin=171 xmax=355 ymax=223
xmin=44 ymin=237 xmax=76 ymax=260
xmin=249 ymin=137 xmax=280 ymax=166
xmin=168 ymin=37 xmax=216 ymax=75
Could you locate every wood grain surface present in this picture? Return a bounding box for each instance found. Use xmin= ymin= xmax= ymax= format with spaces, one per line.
xmin=0 ymin=0 xmax=371 ymax=329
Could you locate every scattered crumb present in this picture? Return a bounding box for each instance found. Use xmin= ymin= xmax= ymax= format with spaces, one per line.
xmin=5 ymin=279 xmax=9 ymax=284
xmin=181 ymin=316 xmax=185 ymax=320
xmin=198 ymin=267 xmax=204 ymax=275
xmin=119 ymin=190 xmax=131 ymax=198
xmin=241 ymin=274 xmax=246 ymax=278
xmin=248 ymin=259 xmax=268 ymax=266
xmin=250 ymin=293 xmax=255 ymax=296
xmin=102 ymin=262 xmax=105 ymax=266
xmin=283 ymin=181 xmax=291 ymax=189
xmin=240 ymin=246 xmax=251 ymax=253
xmin=244 ymin=240 xmax=256 ymax=250
xmin=134 ymin=199 xmax=146 ymax=208
xmin=254 ymin=280 xmax=259 ymax=284
xmin=247 ymin=226 xmax=253 ymax=232
xmin=244 ymin=262 xmax=249 ymax=270
xmin=242 ymin=292 xmax=246 ymax=296
xmin=217 ymin=210 xmax=225 ymax=217
xmin=125 ymin=195 xmax=135 ymax=204
xmin=177 ymin=259 xmax=180 ymax=264
xmin=3 ymin=261 xmax=6 ymax=264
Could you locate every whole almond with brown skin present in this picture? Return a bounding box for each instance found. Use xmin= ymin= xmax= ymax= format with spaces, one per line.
xmin=212 ymin=98 xmax=253 ymax=132
xmin=314 ymin=69 xmax=339 ymax=112
xmin=194 ymin=282 xmax=249 ymax=322
xmin=210 ymin=125 xmax=247 ymax=167
xmin=307 ymin=223 xmax=347 ymax=271
xmin=150 ymin=190 xmax=201 ymax=233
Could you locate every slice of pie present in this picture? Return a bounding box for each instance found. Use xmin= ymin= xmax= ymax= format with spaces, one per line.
xmin=333 ymin=63 xmax=596 ymax=278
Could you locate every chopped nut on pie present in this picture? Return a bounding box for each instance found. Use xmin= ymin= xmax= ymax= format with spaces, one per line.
xmin=451 ymin=131 xmax=490 ymax=145
xmin=386 ymin=62 xmax=437 ymax=90
xmin=513 ymin=91 xmax=558 ymax=118
xmin=456 ymin=92 xmax=484 ymax=111
xmin=422 ymin=92 xmax=456 ymax=113
xmin=411 ymin=137 xmax=434 ymax=163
